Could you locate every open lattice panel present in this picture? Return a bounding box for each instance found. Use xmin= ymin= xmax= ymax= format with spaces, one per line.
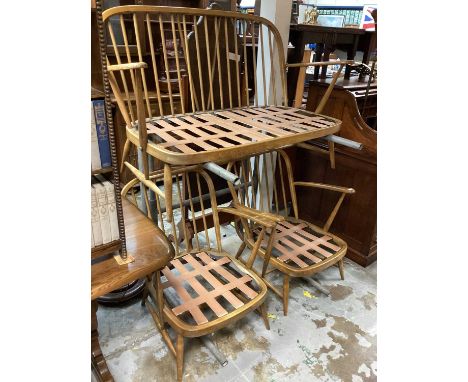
xmin=132 ymin=106 xmax=341 ymax=165
xmin=161 ymin=252 xmax=261 ymax=325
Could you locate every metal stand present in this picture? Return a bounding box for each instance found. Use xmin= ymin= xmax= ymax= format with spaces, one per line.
xmin=203 ymin=162 xmax=240 ymax=186
xmin=303 ymin=277 xmax=330 ymax=296
xmin=200 ymin=335 xmax=228 ymax=367
xmin=322 ymin=135 xmax=363 ymax=150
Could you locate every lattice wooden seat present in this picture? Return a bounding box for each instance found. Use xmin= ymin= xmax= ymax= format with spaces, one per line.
xmin=226 ymin=149 xmax=355 ymax=315
xmin=161 ymin=252 xmax=263 ymax=326
xmin=121 ymin=166 xmax=280 ymax=382
xmin=255 ymin=219 xmax=346 ymax=271
xmin=102 ymin=5 xmax=350 ymax=218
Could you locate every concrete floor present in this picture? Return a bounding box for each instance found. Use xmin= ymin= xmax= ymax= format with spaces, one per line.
xmin=94 ymin=224 xmax=377 ymax=382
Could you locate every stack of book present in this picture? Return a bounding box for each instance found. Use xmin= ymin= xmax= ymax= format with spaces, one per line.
xmin=91 ymin=99 xmax=111 ymax=172
xmin=91 ymin=175 xmax=119 ymax=248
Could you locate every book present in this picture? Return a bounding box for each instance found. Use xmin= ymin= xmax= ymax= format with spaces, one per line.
xmin=95 ymin=175 xmax=119 ymax=242
xmin=94 ymin=182 xmax=112 ymax=244
xmin=92 ymin=99 xmax=112 ymax=168
xmin=91 ymin=102 xmax=102 ymax=171
xmin=91 ymin=185 xmax=103 ymax=246
xmin=104 ymin=181 xmax=119 ymax=241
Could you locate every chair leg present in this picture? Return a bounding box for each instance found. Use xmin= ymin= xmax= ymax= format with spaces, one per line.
xmin=283 ymin=274 xmax=290 ymax=316
xmin=141 ymin=275 xmax=150 ymax=306
xmin=235 ymin=241 xmax=246 ymax=260
xmin=176 ymin=334 xmax=184 ymax=382
xmin=259 ymin=302 xmax=270 ymax=330
xmin=338 ymin=259 xmax=345 ymax=280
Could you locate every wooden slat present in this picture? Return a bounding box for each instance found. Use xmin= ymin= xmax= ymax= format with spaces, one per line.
xmin=254 ymin=219 xmax=342 ymax=269
xmin=161 ymin=252 xmax=258 ymax=325
xmin=128 ymin=106 xmax=339 ymax=164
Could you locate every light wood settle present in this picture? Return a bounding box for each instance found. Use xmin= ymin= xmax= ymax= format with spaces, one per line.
xmin=102 ymin=6 xmax=350 ymax=217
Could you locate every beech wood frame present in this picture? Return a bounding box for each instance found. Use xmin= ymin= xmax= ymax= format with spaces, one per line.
xmin=226 ymin=149 xmax=355 ymax=315
xmin=121 ymin=166 xmax=281 ymax=382
xmin=102 ymin=5 xmax=351 ymax=223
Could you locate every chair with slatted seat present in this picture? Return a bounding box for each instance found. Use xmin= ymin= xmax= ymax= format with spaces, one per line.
xmin=121 ymin=165 xmax=282 ymax=382
xmin=225 ymin=149 xmax=355 ymax=315
xmin=102 ymin=5 xmax=352 ymax=221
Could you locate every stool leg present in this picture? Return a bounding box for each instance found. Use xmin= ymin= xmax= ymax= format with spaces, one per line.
xmin=283 ymin=274 xmax=290 ymax=316
xmin=176 ymin=334 xmax=184 ymax=382
xmin=338 ymin=259 xmax=345 ymax=280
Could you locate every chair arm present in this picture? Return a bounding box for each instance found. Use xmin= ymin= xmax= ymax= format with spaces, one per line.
xmin=294 ymin=181 xmax=355 ymax=194
xmin=108 ymin=62 xmax=148 ymax=71
xmin=219 ymin=206 xmax=283 ymax=273
xmin=218 ymin=206 xmax=284 ymax=230
xmin=294 ymin=182 xmax=354 ymax=231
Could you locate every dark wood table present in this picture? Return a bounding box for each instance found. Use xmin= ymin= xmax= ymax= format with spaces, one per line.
xmin=91 ymin=198 xmax=174 ymax=381
xmin=287 ymin=24 xmax=375 ymax=104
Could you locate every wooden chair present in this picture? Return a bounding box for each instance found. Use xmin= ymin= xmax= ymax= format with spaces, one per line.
xmin=226 ymin=149 xmax=355 ymax=315
xmin=102 ymin=5 xmax=352 ymax=221
xmin=121 ymin=166 xmax=282 ymax=382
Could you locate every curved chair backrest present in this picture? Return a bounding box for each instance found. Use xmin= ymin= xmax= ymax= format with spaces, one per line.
xmin=121 ymin=166 xmax=224 ymax=257
xmin=102 ymin=5 xmax=288 ymax=128
xmin=226 ymin=149 xmax=299 ymax=220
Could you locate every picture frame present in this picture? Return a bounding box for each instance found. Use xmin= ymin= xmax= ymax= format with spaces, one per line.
xmin=317 ymin=14 xmax=345 ymax=28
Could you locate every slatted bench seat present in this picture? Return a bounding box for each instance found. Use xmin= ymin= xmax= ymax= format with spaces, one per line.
xmin=131 ymin=106 xmax=340 ymax=165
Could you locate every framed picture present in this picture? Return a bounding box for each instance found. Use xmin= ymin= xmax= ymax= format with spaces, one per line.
xmin=360 ymin=4 xmax=377 ymax=31
xmin=317 ymin=14 xmax=345 ymax=28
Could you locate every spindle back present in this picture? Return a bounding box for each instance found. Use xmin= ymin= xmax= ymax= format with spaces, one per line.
xmin=102 ymin=5 xmax=288 ymax=128
xmin=226 ymin=150 xmax=299 ymax=220
xmin=121 ymin=165 xmax=229 ymax=257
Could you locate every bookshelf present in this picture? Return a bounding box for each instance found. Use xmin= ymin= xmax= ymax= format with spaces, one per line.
xmin=91 ymin=5 xmax=129 ymax=265
xmin=91 ymin=98 xmax=122 ymax=262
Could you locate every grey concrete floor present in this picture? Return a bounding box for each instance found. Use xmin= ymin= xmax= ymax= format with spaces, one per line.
xmin=94 ymin=224 xmax=377 ymax=382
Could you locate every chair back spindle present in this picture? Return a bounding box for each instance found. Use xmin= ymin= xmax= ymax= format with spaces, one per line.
xmin=227 ymin=150 xmax=298 ymax=220
xmin=103 ymin=5 xmax=288 ymax=128
xmin=122 ymin=166 xmax=226 ymax=257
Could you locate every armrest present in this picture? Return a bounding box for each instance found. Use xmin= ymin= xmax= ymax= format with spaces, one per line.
xmin=107 ymin=62 xmax=148 ymax=71
xmin=218 ymin=206 xmax=284 ymax=229
xmin=219 ymin=205 xmax=283 ymax=274
xmin=294 ymin=181 xmax=355 ymax=194
xmin=286 ymin=60 xmax=354 ymax=68
xmin=294 ymin=182 xmax=354 ymax=231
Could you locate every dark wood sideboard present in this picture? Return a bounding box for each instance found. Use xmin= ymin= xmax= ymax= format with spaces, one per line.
xmin=293 ymin=77 xmax=377 ymax=267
